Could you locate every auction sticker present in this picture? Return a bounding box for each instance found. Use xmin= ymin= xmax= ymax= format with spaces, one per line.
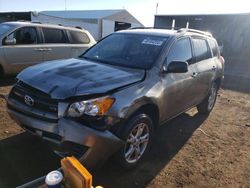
xmin=142 ymin=39 xmax=164 ymax=46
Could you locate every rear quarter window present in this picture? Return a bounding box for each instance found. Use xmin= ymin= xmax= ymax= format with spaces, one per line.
xmin=68 ymin=30 xmax=90 ymax=44
xmin=192 ymin=38 xmax=212 ymax=62
xmin=42 ymin=28 xmax=67 ymax=43
xmin=208 ymin=39 xmax=219 ymax=57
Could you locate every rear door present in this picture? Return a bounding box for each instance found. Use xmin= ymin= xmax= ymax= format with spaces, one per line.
xmin=40 ymin=27 xmax=71 ymax=61
xmin=161 ymin=37 xmax=198 ymax=119
xmin=191 ymin=37 xmax=216 ymax=104
xmin=2 ymin=26 xmax=43 ymax=74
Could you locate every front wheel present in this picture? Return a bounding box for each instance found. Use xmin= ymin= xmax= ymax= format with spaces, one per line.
xmin=197 ymin=82 xmax=218 ymax=114
xmin=115 ymin=113 xmax=154 ymax=169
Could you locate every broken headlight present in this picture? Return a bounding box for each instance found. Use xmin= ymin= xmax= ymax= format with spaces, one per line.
xmin=67 ymin=96 xmax=115 ymax=117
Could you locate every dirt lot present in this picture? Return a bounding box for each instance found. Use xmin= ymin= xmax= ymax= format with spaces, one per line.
xmin=0 ymin=80 xmax=249 ymax=188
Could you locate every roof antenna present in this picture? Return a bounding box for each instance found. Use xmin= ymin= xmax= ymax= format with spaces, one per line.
xmin=171 ymin=19 xmax=175 ymax=30
xmin=186 ymin=22 xmax=189 ymax=29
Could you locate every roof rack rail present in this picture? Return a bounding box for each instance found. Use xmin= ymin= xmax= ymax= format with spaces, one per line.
xmin=128 ymin=26 xmax=182 ymax=30
xmin=17 ymin=20 xmax=29 ymax=22
xmin=75 ymin=26 xmax=82 ymax=29
xmin=128 ymin=27 xmax=155 ymax=30
xmin=31 ymin=21 xmax=42 ymax=24
xmin=177 ymin=28 xmax=212 ymax=37
xmin=16 ymin=20 xmax=42 ymax=24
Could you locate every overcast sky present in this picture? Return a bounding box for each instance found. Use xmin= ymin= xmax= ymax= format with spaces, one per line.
xmin=0 ymin=0 xmax=249 ymax=26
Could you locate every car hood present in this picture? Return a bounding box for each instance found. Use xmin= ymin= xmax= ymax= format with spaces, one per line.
xmin=17 ymin=58 xmax=145 ymax=99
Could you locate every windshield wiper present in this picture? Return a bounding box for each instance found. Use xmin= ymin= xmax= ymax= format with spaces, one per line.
xmin=81 ymin=56 xmax=113 ymax=65
xmin=81 ymin=56 xmax=94 ymax=61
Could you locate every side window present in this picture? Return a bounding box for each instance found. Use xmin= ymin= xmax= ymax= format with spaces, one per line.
xmin=42 ymin=28 xmax=66 ymax=43
xmin=208 ymin=39 xmax=219 ymax=57
xmin=192 ymin=38 xmax=212 ymax=62
xmin=69 ymin=30 xmax=90 ymax=44
xmin=167 ymin=38 xmax=192 ymax=64
xmin=8 ymin=27 xmax=38 ymax=45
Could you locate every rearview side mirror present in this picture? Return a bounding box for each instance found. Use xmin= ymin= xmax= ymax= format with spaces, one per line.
xmin=4 ymin=38 xmax=16 ymax=45
xmin=163 ymin=61 xmax=188 ymax=73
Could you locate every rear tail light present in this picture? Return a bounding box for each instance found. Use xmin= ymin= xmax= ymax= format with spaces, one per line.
xmin=219 ymin=56 xmax=225 ymax=65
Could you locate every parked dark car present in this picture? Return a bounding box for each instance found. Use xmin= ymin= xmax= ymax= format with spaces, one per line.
xmin=7 ymin=28 xmax=224 ymax=169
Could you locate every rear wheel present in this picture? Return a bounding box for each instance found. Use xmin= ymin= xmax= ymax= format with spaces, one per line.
xmin=197 ymin=82 xmax=218 ymax=114
xmin=0 ymin=66 xmax=4 ymax=79
xmin=115 ymin=113 xmax=154 ymax=169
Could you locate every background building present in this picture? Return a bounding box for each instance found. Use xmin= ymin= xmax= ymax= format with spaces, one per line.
xmin=32 ymin=9 xmax=143 ymax=41
xmin=0 ymin=12 xmax=31 ymax=22
xmin=0 ymin=10 xmax=143 ymax=41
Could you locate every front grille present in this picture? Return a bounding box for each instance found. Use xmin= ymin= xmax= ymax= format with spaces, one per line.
xmin=9 ymin=81 xmax=58 ymax=120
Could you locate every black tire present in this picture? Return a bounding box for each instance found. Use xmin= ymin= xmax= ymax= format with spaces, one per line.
xmin=197 ymin=82 xmax=218 ymax=114
xmin=0 ymin=66 xmax=4 ymax=79
xmin=115 ymin=113 xmax=154 ymax=169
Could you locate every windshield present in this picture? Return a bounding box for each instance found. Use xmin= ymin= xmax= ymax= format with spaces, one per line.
xmin=82 ymin=33 xmax=168 ymax=69
xmin=0 ymin=24 xmax=14 ymax=36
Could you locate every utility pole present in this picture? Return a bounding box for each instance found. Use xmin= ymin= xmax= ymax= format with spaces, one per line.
xmin=156 ymin=2 xmax=158 ymax=15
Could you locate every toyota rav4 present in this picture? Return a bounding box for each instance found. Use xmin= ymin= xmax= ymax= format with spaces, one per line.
xmin=7 ymin=28 xmax=224 ymax=169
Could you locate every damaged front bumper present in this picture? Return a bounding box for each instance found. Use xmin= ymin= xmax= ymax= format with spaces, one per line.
xmin=7 ymin=108 xmax=124 ymax=168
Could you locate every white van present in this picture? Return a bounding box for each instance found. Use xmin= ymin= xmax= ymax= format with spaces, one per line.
xmin=0 ymin=21 xmax=96 ymax=77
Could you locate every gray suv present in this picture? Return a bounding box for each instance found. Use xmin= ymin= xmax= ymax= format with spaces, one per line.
xmin=7 ymin=28 xmax=224 ymax=169
xmin=0 ymin=21 xmax=96 ymax=77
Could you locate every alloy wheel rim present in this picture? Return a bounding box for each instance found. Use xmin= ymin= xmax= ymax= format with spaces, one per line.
xmin=124 ymin=122 xmax=150 ymax=164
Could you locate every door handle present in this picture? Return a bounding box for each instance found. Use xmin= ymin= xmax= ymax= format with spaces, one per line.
xmin=191 ymin=72 xmax=198 ymax=78
xmin=34 ymin=48 xmax=44 ymax=51
xmin=44 ymin=48 xmax=52 ymax=51
xmin=212 ymin=66 xmax=216 ymax=71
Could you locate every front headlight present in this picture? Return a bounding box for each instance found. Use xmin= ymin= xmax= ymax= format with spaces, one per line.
xmin=67 ymin=96 xmax=115 ymax=117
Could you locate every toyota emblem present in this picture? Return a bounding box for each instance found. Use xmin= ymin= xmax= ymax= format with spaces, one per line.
xmin=24 ymin=95 xmax=34 ymax=106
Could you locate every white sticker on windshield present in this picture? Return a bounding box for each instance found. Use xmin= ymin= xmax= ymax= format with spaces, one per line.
xmin=142 ymin=39 xmax=164 ymax=46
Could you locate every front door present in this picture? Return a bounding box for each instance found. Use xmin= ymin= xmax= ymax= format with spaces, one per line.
xmin=2 ymin=26 xmax=43 ymax=74
xmin=161 ymin=37 xmax=198 ymax=120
